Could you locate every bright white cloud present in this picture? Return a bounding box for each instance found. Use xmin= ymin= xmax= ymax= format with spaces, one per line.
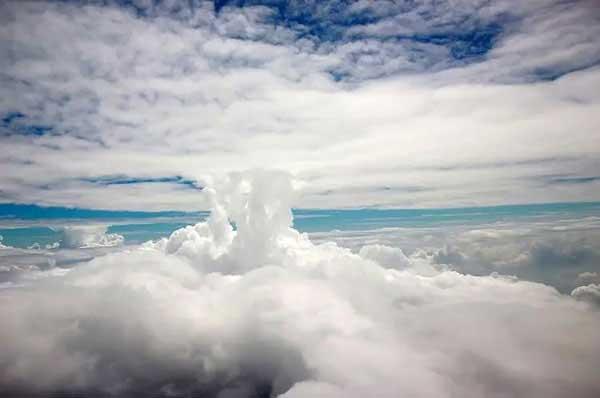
xmin=1 ymin=171 xmax=600 ymax=397
xmin=57 ymin=225 xmax=124 ymax=249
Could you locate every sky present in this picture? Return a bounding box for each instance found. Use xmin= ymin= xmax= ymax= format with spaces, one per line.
xmin=3 ymin=3 xmax=600 ymax=397
xmin=5 ymin=0 xmax=600 ymax=398
xmin=1 ymin=0 xmax=600 ymax=211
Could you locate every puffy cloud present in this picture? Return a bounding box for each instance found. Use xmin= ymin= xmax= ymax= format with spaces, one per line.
xmin=1 ymin=171 xmax=600 ymax=397
xmin=0 ymin=241 xmax=125 ymax=288
xmin=571 ymin=283 xmax=600 ymax=306
xmin=57 ymin=225 xmax=124 ymax=249
xmin=0 ymin=236 xmax=10 ymax=249
xmin=577 ymin=271 xmax=600 ymax=283
xmin=315 ymin=213 xmax=600 ymax=293
xmin=358 ymin=244 xmax=411 ymax=269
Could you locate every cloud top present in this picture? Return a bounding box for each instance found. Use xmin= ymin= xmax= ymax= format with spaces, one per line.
xmin=57 ymin=225 xmax=124 ymax=249
xmin=1 ymin=171 xmax=599 ymax=397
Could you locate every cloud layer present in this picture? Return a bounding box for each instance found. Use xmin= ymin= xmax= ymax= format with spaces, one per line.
xmin=311 ymin=210 xmax=600 ymax=294
xmin=1 ymin=0 xmax=600 ymax=209
xmin=1 ymin=171 xmax=599 ymax=397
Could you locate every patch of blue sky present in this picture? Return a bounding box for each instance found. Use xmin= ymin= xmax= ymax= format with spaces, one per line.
xmin=529 ymin=61 xmax=600 ymax=82
xmin=0 ymin=203 xmax=205 ymax=220
xmin=545 ymin=176 xmax=600 ymax=185
xmin=420 ymin=24 xmax=503 ymax=60
xmin=1 ymin=112 xmax=53 ymax=137
xmin=82 ymin=175 xmax=203 ymax=190
xmin=1 ymin=112 xmax=25 ymax=125
xmin=255 ymin=1 xmax=381 ymax=42
xmin=223 ymin=0 xmax=503 ymax=56
xmin=292 ymin=202 xmax=600 ymax=232
xmin=2 ymin=201 xmax=600 ymax=248
xmin=0 ymin=226 xmax=61 ymax=249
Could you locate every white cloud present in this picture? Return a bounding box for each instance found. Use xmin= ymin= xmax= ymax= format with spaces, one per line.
xmin=358 ymin=243 xmax=411 ymax=269
xmin=0 ymin=236 xmax=10 ymax=249
xmin=57 ymin=225 xmax=124 ymax=249
xmin=0 ymin=0 xmax=599 ymax=211
xmin=1 ymin=171 xmax=600 ymax=397
xmin=312 ymin=211 xmax=600 ymax=293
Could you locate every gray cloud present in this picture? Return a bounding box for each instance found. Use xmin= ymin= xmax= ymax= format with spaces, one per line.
xmin=571 ymin=283 xmax=600 ymax=306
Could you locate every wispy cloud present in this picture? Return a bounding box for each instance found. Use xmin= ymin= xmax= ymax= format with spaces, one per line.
xmin=0 ymin=0 xmax=599 ymax=210
xmin=545 ymin=176 xmax=600 ymax=185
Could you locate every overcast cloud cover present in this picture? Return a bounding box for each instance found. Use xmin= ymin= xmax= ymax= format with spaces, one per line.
xmin=1 ymin=0 xmax=600 ymax=209
xmin=2 ymin=1 xmax=600 ymax=397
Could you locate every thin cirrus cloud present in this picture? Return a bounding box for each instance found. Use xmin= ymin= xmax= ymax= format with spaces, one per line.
xmin=1 ymin=0 xmax=600 ymax=210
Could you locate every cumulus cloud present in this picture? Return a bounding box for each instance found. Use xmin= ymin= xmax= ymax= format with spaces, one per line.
xmin=57 ymin=225 xmax=124 ymax=249
xmin=571 ymin=283 xmax=600 ymax=306
xmin=0 ymin=236 xmax=10 ymax=249
xmin=358 ymin=244 xmax=411 ymax=269
xmin=1 ymin=171 xmax=600 ymax=397
xmin=0 ymin=239 xmax=127 ymax=289
xmin=577 ymin=271 xmax=600 ymax=283
xmin=314 ymin=213 xmax=600 ymax=293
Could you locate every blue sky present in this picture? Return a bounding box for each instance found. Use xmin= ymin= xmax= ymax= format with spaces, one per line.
xmin=1 ymin=0 xmax=600 ymax=210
